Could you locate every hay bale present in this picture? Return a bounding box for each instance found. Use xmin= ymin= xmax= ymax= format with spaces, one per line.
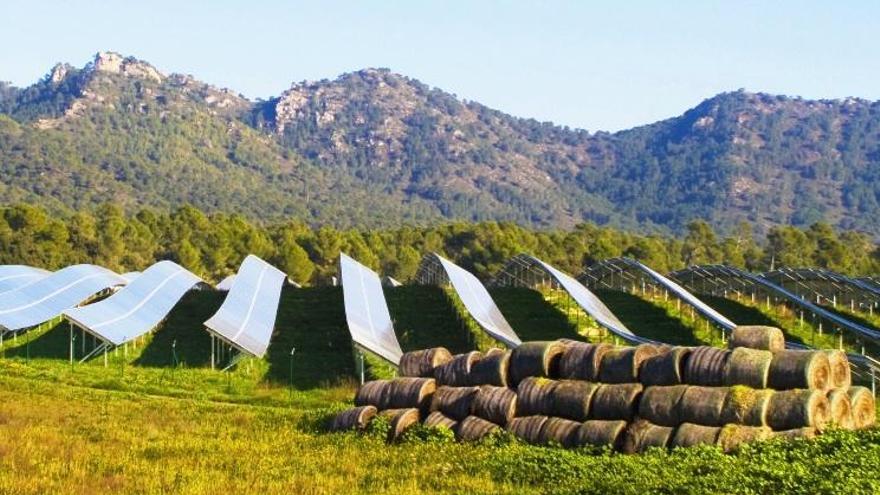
xmin=517 ymin=377 xmax=559 ymax=416
xmin=386 ymin=377 xmax=437 ymax=413
xmin=469 ymin=348 xmax=510 ymax=387
xmin=598 ymin=344 xmax=659 ymax=383
xmin=766 ymin=389 xmax=830 ymax=431
xmin=471 ymin=385 xmax=517 ymax=426
xmin=670 ymin=423 xmax=720 ymax=448
xmin=638 ymin=385 xmax=689 ymax=426
xmin=847 ymin=386 xmax=876 ymax=429
xmin=825 ymin=350 xmax=851 ymax=389
xmin=379 ymin=408 xmax=421 ymax=442
xmin=770 ymin=427 xmax=817 ymax=440
xmin=683 ymin=346 xmax=730 ymax=386
xmin=434 ymin=351 xmax=482 ymax=386
xmin=621 ymin=419 xmax=676 ymax=454
xmin=767 ymin=350 xmax=830 ymax=391
xmin=826 ymin=389 xmax=853 ymax=429
xmin=424 ymin=411 xmax=458 ymax=429
xmin=558 ymin=341 xmax=613 ymax=381
xmin=398 ymin=347 xmax=453 ymax=377
xmin=506 ymin=416 xmax=549 ymax=444
xmin=729 ymin=326 xmax=785 ymax=352
xmin=330 ymin=405 xmax=378 ymax=432
xmin=430 ymin=386 xmax=479 ymax=420
xmin=589 ymin=383 xmax=643 ymax=421
xmin=640 ymin=347 xmax=691 ymax=386
xmin=354 ymin=380 xmax=392 ymax=409
xmin=538 ymin=417 xmax=582 ymax=448
xmin=716 ymin=424 xmax=772 ymax=453
xmin=574 ymin=420 xmax=628 ymax=449
xmin=455 ymin=415 xmax=501 ymax=442
xmin=551 ymin=380 xmax=599 ymax=421
xmin=719 ymin=386 xmax=772 ymax=426
xmin=508 ymin=341 xmax=566 ymax=386
xmin=679 ymin=386 xmax=729 ymax=426
xmin=723 ymin=347 xmax=773 ymax=389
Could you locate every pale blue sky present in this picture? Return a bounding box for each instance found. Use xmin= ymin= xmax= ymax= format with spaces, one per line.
xmin=2 ymin=1 xmax=877 ymax=131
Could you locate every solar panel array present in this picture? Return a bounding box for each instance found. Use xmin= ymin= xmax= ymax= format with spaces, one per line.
xmin=0 ymin=265 xmax=51 ymax=294
xmin=340 ymin=253 xmax=403 ymax=365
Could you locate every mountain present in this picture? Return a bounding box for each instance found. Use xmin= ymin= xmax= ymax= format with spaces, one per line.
xmin=1 ymin=52 xmax=879 ymax=234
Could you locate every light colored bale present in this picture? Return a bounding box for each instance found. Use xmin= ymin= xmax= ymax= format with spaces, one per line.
xmin=330 ymin=405 xmax=378 ymax=432
xmin=399 ymin=347 xmax=453 ymax=377
xmin=538 ymin=417 xmax=582 ymax=448
xmin=469 ymin=348 xmax=510 ymax=387
xmin=621 ymin=419 xmax=676 ymax=454
xmin=722 ymin=347 xmax=773 ymax=389
xmin=683 ymin=347 xmax=730 ymax=386
xmin=767 ymin=350 xmax=830 ymax=391
xmin=551 ymin=380 xmax=599 ymax=421
xmin=637 ymin=385 xmax=689 ymax=426
xmin=424 ymin=411 xmax=458 ymax=430
xmin=516 ymin=377 xmax=559 ymax=417
xmin=386 ymin=377 xmax=437 ymax=413
xmin=729 ymin=326 xmax=785 ymax=352
xmin=825 ymin=350 xmax=851 ymax=389
xmin=508 ymin=341 xmax=566 ymax=386
xmin=679 ymin=386 xmax=729 ymax=426
xmin=430 ymin=386 xmax=479 ymax=420
xmin=719 ymin=386 xmax=772 ymax=426
xmin=716 ymin=424 xmax=772 ymax=453
xmin=455 ymin=415 xmax=501 ymax=442
xmin=471 ymin=385 xmax=517 ymax=426
xmin=434 ymin=351 xmax=482 ymax=387
xmin=589 ymin=383 xmax=643 ymax=421
xmin=558 ymin=341 xmax=613 ymax=381
xmin=770 ymin=427 xmax=817 ymax=440
xmin=574 ymin=420 xmax=628 ymax=449
xmin=598 ymin=344 xmax=659 ymax=383
xmin=640 ymin=347 xmax=691 ymax=386
xmin=379 ymin=408 xmax=421 ymax=442
xmin=766 ymin=389 xmax=830 ymax=431
xmin=506 ymin=415 xmax=549 ymax=444
xmin=825 ymin=389 xmax=853 ymax=429
xmin=670 ymin=423 xmax=720 ymax=448
xmin=354 ymin=380 xmax=392 ymax=409
xmin=847 ymin=386 xmax=876 ymax=429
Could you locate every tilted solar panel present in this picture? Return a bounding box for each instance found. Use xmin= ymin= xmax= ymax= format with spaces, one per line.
xmin=340 ymin=253 xmax=403 ymax=365
xmin=0 ymin=265 xmax=51 ymax=294
xmin=215 ymin=274 xmax=236 ymax=291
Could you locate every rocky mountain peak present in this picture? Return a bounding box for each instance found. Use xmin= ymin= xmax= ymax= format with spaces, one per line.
xmin=88 ymin=51 xmax=164 ymax=83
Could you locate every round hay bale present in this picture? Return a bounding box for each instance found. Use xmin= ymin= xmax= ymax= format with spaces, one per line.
xmin=379 ymin=408 xmax=421 ymax=442
xmin=508 ymin=341 xmax=566 ymax=386
xmin=679 ymin=386 xmax=729 ymax=426
xmin=354 ymin=380 xmax=392 ymax=409
xmin=538 ymin=417 xmax=582 ymax=448
xmin=722 ymin=347 xmax=773 ymax=389
xmin=598 ymin=344 xmax=659 ymax=383
xmin=471 ymin=385 xmax=517 ymax=426
xmin=847 ymin=386 xmax=876 ymax=429
xmin=670 ymin=423 xmax=720 ymax=448
xmin=720 ymin=386 xmax=772 ymax=426
xmin=767 ymin=350 xmax=830 ymax=391
xmin=589 ymin=383 xmax=643 ymax=421
xmin=551 ymin=380 xmax=599 ymax=421
xmin=424 ymin=411 xmax=458 ymax=430
xmin=638 ymin=385 xmax=689 ymax=426
xmin=574 ymin=420 xmax=628 ymax=449
xmin=398 ymin=347 xmax=453 ymax=377
xmin=469 ymin=348 xmax=510 ymax=387
xmin=825 ymin=389 xmax=853 ymax=429
xmin=729 ymin=326 xmax=785 ymax=352
xmin=455 ymin=415 xmax=501 ymax=442
xmin=430 ymin=386 xmax=479 ymax=420
xmin=386 ymin=377 xmax=437 ymax=413
xmin=766 ymin=389 xmax=830 ymax=431
xmin=716 ymin=424 xmax=772 ymax=453
xmin=621 ymin=419 xmax=676 ymax=454
xmin=517 ymin=377 xmax=559 ymax=417
xmin=640 ymin=347 xmax=691 ymax=386
xmin=330 ymin=405 xmax=378 ymax=432
xmin=434 ymin=351 xmax=482 ymax=386
xmin=770 ymin=427 xmax=817 ymax=440
xmin=558 ymin=342 xmax=613 ymax=381
xmin=825 ymin=350 xmax=851 ymax=389
xmin=506 ymin=415 xmax=549 ymax=444
xmin=683 ymin=346 xmax=730 ymax=386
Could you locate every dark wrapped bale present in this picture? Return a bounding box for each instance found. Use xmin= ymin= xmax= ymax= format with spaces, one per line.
xmin=848 ymin=386 xmax=876 ymax=429
xmin=558 ymin=341 xmax=613 ymax=381
xmin=729 ymin=326 xmax=785 ymax=352
xmin=330 ymin=405 xmax=378 ymax=432
xmin=716 ymin=424 xmax=772 ymax=453
xmin=469 ymin=348 xmax=510 ymax=387
xmin=825 ymin=350 xmax=851 ymax=389
xmin=723 ymin=347 xmax=773 ymax=389
xmin=621 ymin=419 xmax=676 ymax=454
xmin=506 ymin=415 xmax=549 ymax=444
xmin=354 ymin=380 xmax=392 ymax=409
xmin=517 ymin=377 xmax=559 ymax=416
xmin=424 ymin=411 xmax=458 ymax=429
xmin=637 ymin=385 xmax=689 ymax=426
xmin=770 ymin=427 xmax=817 ymax=440
xmin=826 ymin=389 xmax=853 ymax=429
xmin=766 ymin=389 xmax=830 ymax=431
xmin=471 ymin=385 xmax=517 ymax=426
xmin=767 ymin=350 xmax=830 ymax=391
xmin=598 ymin=344 xmax=659 ymax=383
xmin=434 ymin=351 xmax=482 ymax=386
xmin=683 ymin=346 xmax=730 ymax=386
xmin=430 ymin=386 xmax=479 ymax=420
xmin=508 ymin=341 xmax=566 ymax=386
xmin=670 ymin=423 xmax=720 ymax=448
xmin=679 ymin=386 xmax=729 ymax=426
xmin=455 ymin=415 xmax=501 ymax=442
xmin=589 ymin=383 xmax=643 ymax=421
xmin=720 ymin=386 xmax=772 ymax=426
xmin=640 ymin=347 xmax=691 ymax=386
xmin=386 ymin=377 xmax=437 ymax=414
xmin=538 ymin=417 xmax=582 ymax=447
xmin=399 ymin=347 xmax=453 ymax=377
xmin=379 ymin=408 xmax=421 ymax=442
xmin=574 ymin=420 xmax=628 ymax=449
xmin=551 ymin=380 xmax=599 ymax=421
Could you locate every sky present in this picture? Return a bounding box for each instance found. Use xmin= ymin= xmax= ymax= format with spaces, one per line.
xmin=2 ymin=1 xmax=878 ymax=132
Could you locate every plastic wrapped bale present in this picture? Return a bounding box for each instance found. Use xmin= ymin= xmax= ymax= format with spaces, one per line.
xmin=848 ymin=386 xmax=876 ymax=429
xmin=637 ymin=385 xmax=689 ymax=426
xmin=434 ymin=351 xmax=482 ymax=386
xmin=508 ymin=341 xmax=566 ymax=386
xmin=399 ymin=347 xmax=453 ymax=377
xmin=766 ymin=389 xmax=830 ymax=431
xmin=770 ymin=427 xmax=817 ymax=440
xmin=716 ymin=424 xmax=772 ymax=453
xmin=826 ymin=389 xmax=853 ymax=429
xmin=517 ymin=377 xmax=559 ymax=417
xmin=574 ymin=420 xmax=627 ymax=449
xmin=589 ymin=383 xmax=643 ymax=421
xmin=729 ymin=326 xmax=785 ymax=352
xmin=330 ymin=405 xmax=378 ymax=432
xmin=598 ymin=344 xmax=659 ymax=383
xmin=678 ymin=386 xmax=729 ymax=426
xmin=506 ymin=416 xmax=549 ymax=445
xmin=720 ymin=386 xmax=772 ymax=426
xmin=469 ymin=348 xmax=510 ymax=387
xmin=670 ymin=423 xmax=720 ymax=448
xmin=430 ymin=386 xmax=479 ymax=421
xmin=455 ymin=415 xmax=501 ymax=442
xmin=558 ymin=341 xmax=613 ymax=381
xmin=354 ymin=380 xmax=392 ymax=409
xmin=471 ymin=385 xmax=517 ymax=426
xmin=825 ymin=350 xmax=851 ymax=389
xmin=640 ymin=347 xmax=691 ymax=386
xmin=621 ymin=419 xmax=676 ymax=454
xmin=424 ymin=411 xmax=458 ymax=430
xmin=551 ymin=380 xmax=599 ymax=421
xmin=683 ymin=347 xmax=730 ymax=386
xmin=767 ymin=350 xmax=830 ymax=391
xmin=538 ymin=417 xmax=582 ymax=448
xmin=386 ymin=378 xmax=437 ymax=414
xmin=379 ymin=408 xmax=421 ymax=442
xmin=722 ymin=347 xmax=773 ymax=389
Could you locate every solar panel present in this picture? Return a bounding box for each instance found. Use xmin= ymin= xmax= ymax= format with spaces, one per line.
xmin=63 ymin=261 xmax=202 ymax=346
xmin=0 ymin=265 xmax=51 ymax=294
xmin=340 ymin=253 xmax=403 ymax=365
xmin=215 ymin=274 xmax=236 ymax=291
xmin=121 ymin=272 xmax=142 ymax=283
xmin=203 ymin=255 xmax=286 ymax=358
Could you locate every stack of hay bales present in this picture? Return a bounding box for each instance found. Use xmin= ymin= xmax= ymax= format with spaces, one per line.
xmin=331 ymin=330 xmax=876 ymax=451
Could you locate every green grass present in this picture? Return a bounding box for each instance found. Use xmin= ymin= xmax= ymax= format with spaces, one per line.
xmin=490 ymin=287 xmax=583 ymax=342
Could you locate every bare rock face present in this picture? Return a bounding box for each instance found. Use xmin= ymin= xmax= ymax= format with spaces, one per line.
xmin=49 ymin=63 xmax=71 ymax=84
xmin=91 ymin=51 xmax=164 ymax=83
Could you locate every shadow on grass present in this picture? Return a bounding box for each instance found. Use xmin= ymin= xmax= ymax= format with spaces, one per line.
xmin=594 ymin=289 xmax=707 ymax=346
xmin=1 ymin=322 xmax=69 ymax=359
xmin=135 ymin=290 xmax=225 ymax=368
xmin=490 ymin=287 xmax=582 ymax=342
xmin=387 ymin=285 xmax=476 ymax=354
